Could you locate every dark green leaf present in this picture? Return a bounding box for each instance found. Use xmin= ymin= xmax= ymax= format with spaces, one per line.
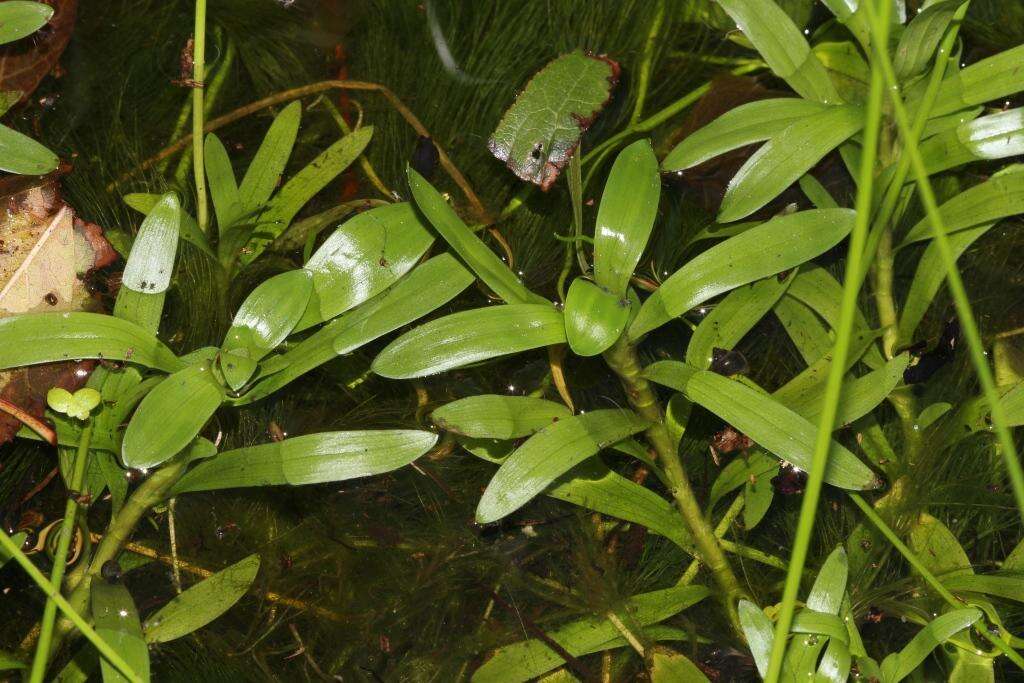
xmin=204 ymin=134 xmax=242 ymax=230
xmin=476 ymin=409 xmax=650 ymax=523
xmin=0 ymin=2 xmax=53 ymax=44
xmin=630 ymin=209 xmax=854 ymax=338
xmin=373 ymin=304 xmax=565 ymax=379
xmin=0 ymin=123 xmax=57 ymax=175
xmin=487 ymin=49 xmax=618 ymax=189
xmin=909 ymin=513 xmax=972 ymax=578
xmin=893 ymin=1 xmax=960 ymax=80
xmin=0 ymin=532 xmax=26 ymax=569
xmin=686 ymin=276 xmax=791 ymax=368
xmin=171 ymin=430 xmax=437 ymax=494
xmin=238 ymin=100 xmax=300 ymax=215
xmin=432 ymin=395 xmax=570 ymax=439
xmin=563 ymin=278 xmax=629 ymax=356
xmin=91 ymin=582 xmax=149 ymax=683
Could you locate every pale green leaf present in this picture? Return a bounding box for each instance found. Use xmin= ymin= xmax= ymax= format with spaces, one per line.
xmin=432 ymin=395 xmax=570 ymax=439
xmin=563 ymin=278 xmax=630 ymax=356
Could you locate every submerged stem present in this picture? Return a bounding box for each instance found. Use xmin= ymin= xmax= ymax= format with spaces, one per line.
xmin=192 ymin=0 xmax=208 ymax=234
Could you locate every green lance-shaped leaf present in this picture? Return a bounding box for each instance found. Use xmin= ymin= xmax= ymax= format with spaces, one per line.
xmin=739 ymin=600 xmax=775 ymax=680
xmin=909 ymin=44 xmax=1024 ymax=118
xmin=0 ymin=312 xmax=180 ymax=372
xmin=775 ymin=295 xmax=833 ymax=365
xmin=241 ymin=253 xmax=473 ymax=402
xmin=487 ymin=49 xmax=619 ymax=190
xmin=373 ymin=304 xmax=565 ymax=379
xmin=476 ymin=409 xmax=650 ymax=524
xmin=471 ymin=585 xmax=709 ymax=683
xmin=710 ymin=451 xmax=779 ymax=509
xmin=663 ymin=98 xmax=828 ymax=171
xmin=686 ymin=275 xmax=791 ymax=368
xmin=918 ymin=109 xmax=1024 ymax=178
xmin=0 ymin=532 xmax=27 ymax=569
xmin=238 ymin=100 xmax=301 ymax=216
xmin=630 ymin=208 xmax=854 ymax=338
xmin=900 ymin=168 xmax=1024 ymax=247
xmin=122 ymin=362 xmax=224 ymax=469
xmin=122 ymin=192 xmax=212 ymax=258
xmin=788 ymin=353 xmax=910 ymax=426
xmin=0 ymin=123 xmax=58 ymax=175
xmin=718 ymin=105 xmax=864 ymax=222
xmin=879 ymin=609 xmax=981 ymax=683
xmin=432 ymin=395 xmax=570 ymax=439
xmin=893 ymin=1 xmax=960 ymax=81
xmin=909 ymin=512 xmax=972 ymax=578
xmin=0 ymin=2 xmax=53 ymax=44
xmin=298 ymin=202 xmax=435 ymax=327
xmin=406 ymin=167 xmax=542 ymax=304
xmin=241 ymin=126 xmax=373 ymax=265
xmin=649 ymin=650 xmax=710 ymax=683
xmin=717 ymin=0 xmax=839 ymax=104
xmin=563 ymin=278 xmax=630 ymax=356
xmin=171 ymin=430 xmax=436 ymax=494
xmin=593 ymin=139 xmax=660 ymax=297
xmin=220 ymin=269 xmax=312 ymax=391
xmin=204 ymin=133 xmax=242 ymax=230
xmin=91 ymin=581 xmax=150 ymax=683
xmin=643 ymin=362 xmax=880 ymax=490
xmin=121 ymin=192 xmax=180 ymax=294
xmin=143 ymin=554 xmax=260 ymax=643
xmin=806 ymin=546 xmax=848 ymax=614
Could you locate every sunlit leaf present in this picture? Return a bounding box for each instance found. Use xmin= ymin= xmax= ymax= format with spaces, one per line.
xmin=909 ymin=44 xmax=1024 ymax=117
xmin=91 ymin=581 xmax=149 ymax=683
xmin=46 ymin=387 xmax=101 ymax=421
xmin=686 ymin=276 xmax=791 ymax=368
xmin=0 ymin=2 xmax=53 ymax=44
xmin=563 ymin=278 xmax=629 ymax=356
xmin=204 ymin=133 xmax=242 ymax=231
xmin=121 ymin=192 xmax=180 ymax=295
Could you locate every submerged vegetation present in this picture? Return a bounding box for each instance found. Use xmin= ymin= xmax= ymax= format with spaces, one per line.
xmin=1 ymin=0 xmax=1024 ymax=680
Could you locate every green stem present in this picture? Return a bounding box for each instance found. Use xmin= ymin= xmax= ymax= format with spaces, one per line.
xmin=629 ymin=0 xmax=665 ymax=126
xmin=679 ymin=495 xmax=744 ymax=586
xmin=174 ymin=32 xmax=235 ymax=186
xmin=0 ymin=529 xmax=141 ymax=683
xmin=763 ymin=7 xmax=889 ymax=678
xmin=604 ymin=338 xmax=745 ymax=634
xmin=29 ymin=422 xmax=94 ymax=682
xmin=874 ymin=225 xmax=899 ymax=359
xmin=192 ymin=0 xmax=209 ymax=234
xmin=863 ymin=0 xmax=1024 ymax=526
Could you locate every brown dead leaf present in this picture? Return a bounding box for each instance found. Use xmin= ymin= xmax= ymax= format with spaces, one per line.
xmin=0 ymin=176 xmax=116 ymax=443
xmin=0 ymin=0 xmax=76 ymax=101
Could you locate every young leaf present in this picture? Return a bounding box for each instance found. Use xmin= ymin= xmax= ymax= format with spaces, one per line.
xmin=718 ymin=104 xmax=864 ymax=222
xmin=47 ymin=387 xmax=101 ymax=421
xmin=406 ymin=167 xmax=542 ymax=304
xmin=122 ymin=362 xmax=224 ymax=469
xmin=717 ymin=0 xmax=839 ymax=103
xmin=563 ymin=278 xmax=630 ymax=356
xmin=879 ymin=609 xmax=981 ymax=683
xmin=593 ymin=139 xmax=660 ymax=297
xmin=432 ymin=395 xmax=570 ymax=439
xmin=0 ymin=123 xmax=58 ymax=175
xmin=739 ymin=600 xmax=774 ymax=679
xmin=471 ymin=586 xmax=709 ymax=683
xmin=171 ymin=430 xmax=437 ymax=494
xmin=91 ymin=582 xmax=149 ymax=683
xmin=685 ymin=276 xmax=790 ymax=368
xmin=476 ymin=409 xmax=650 ymax=523
xmin=220 ymin=269 xmax=312 ymax=390
xmin=143 ymin=554 xmax=260 ymax=643
xmin=744 ymin=470 xmax=775 ymax=530
xmin=238 ymin=100 xmax=301 ymax=215
xmin=298 ymin=202 xmax=435 ymax=327
xmin=373 ymin=304 xmax=565 ymax=379
xmin=204 ymin=133 xmax=242 ymax=230
xmin=0 ymin=312 xmax=181 ymax=372
xmin=487 ymin=49 xmax=619 ymax=190
xmin=663 ymin=98 xmax=828 ymax=171
xmin=643 ymin=362 xmax=880 ymax=490
xmin=241 ymin=126 xmax=373 ymax=264
xmin=121 ymin=192 xmax=180 ymax=294
xmin=893 ymin=1 xmax=959 ymax=80
xmin=630 ymin=209 xmax=855 ymax=338
xmin=0 ymin=2 xmax=53 ymax=44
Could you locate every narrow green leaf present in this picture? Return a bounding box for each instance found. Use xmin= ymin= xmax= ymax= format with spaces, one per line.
xmin=717 ymin=0 xmax=839 ymax=103
xmin=593 ymin=139 xmax=660 ymax=297
xmin=650 ymin=650 xmax=710 ymax=683
xmin=298 ymin=202 xmax=434 ymax=327
xmin=918 ymin=109 xmax=1024 ymax=176
xmin=791 ymin=610 xmax=848 ymax=643
xmin=171 ymin=430 xmax=437 ymax=494
xmin=771 ymin=331 xmax=880 ymax=412
xmin=407 ymin=167 xmax=541 ymax=304
xmin=0 ymin=123 xmax=57 ymax=175
xmin=471 ymin=586 xmax=709 ymax=683
xmin=893 ymin=1 xmax=959 ymax=80
xmin=91 ymin=582 xmax=149 ymax=683
xmin=432 ymin=395 xmax=570 ymax=439
xmin=686 ymin=276 xmax=790 ymax=368
xmin=122 ymin=193 xmax=213 ymax=258
xmin=204 ymin=133 xmax=242 ymax=230
xmin=807 ymin=547 xmax=848 ymax=614
xmin=373 ymin=304 xmax=565 ymax=379
xmin=718 ymin=105 xmax=864 ymax=222
xmin=143 ymin=555 xmax=260 ymax=643
xmin=0 ymin=312 xmax=180 ymax=372
xmin=0 ymin=2 xmax=53 ymax=44
xmin=122 ymin=362 xmax=224 ymax=469
xmin=949 ymin=650 xmax=995 ymax=683
xmin=564 ymin=278 xmax=630 ymax=356
xmin=744 ymin=470 xmax=775 ymax=530
xmin=643 ymin=363 xmax=880 ymax=490
xmin=0 ymin=532 xmax=26 ymax=569
xmin=775 ymin=295 xmax=833 ymax=365
xmin=238 ymin=100 xmax=301 ymax=215
xmin=789 ymin=353 xmax=909 ymax=426
xmin=709 ymin=451 xmax=779 ymax=510
xmin=487 ymin=49 xmax=618 ymax=189
xmin=220 ymin=269 xmax=312 ymax=390
xmin=817 ymin=639 xmax=853 ymax=683
xmin=663 ymin=98 xmax=828 ymax=171
xmin=880 ymin=609 xmax=981 ymax=683
xmin=739 ymin=600 xmax=774 ymax=679
xmin=630 ymin=209 xmax=855 ymax=338
xmin=942 ymin=574 xmax=1024 ymax=602
xmin=242 ymin=126 xmax=373 ymax=264
xmin=910 ymin=44 xmax=1024 ymax=117
xmin=476 ymin=409 xmax=650 ymax=523
xmin=799 ymin=173 xmax=839 ymax=208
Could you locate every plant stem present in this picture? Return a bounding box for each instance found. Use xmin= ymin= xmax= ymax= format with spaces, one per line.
xmin=604 ymin=337 xmax=745 ymax=633
xmin=629 ymin=0 xmax=665 ymax=126
xmin=763 ymin=6 xmax=889 ymax=677
xmin=0 ymin=529 xmax=141 ymax=683
xmin=874 ymin=226 xmax=899 ymax=359
xmin=29 ymin=422 xmax=94 ymax=682
xmin=192 ymin=0 xmax=208 ymax=234
xmin=679 ymin=495 xmax=744 ymax=586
